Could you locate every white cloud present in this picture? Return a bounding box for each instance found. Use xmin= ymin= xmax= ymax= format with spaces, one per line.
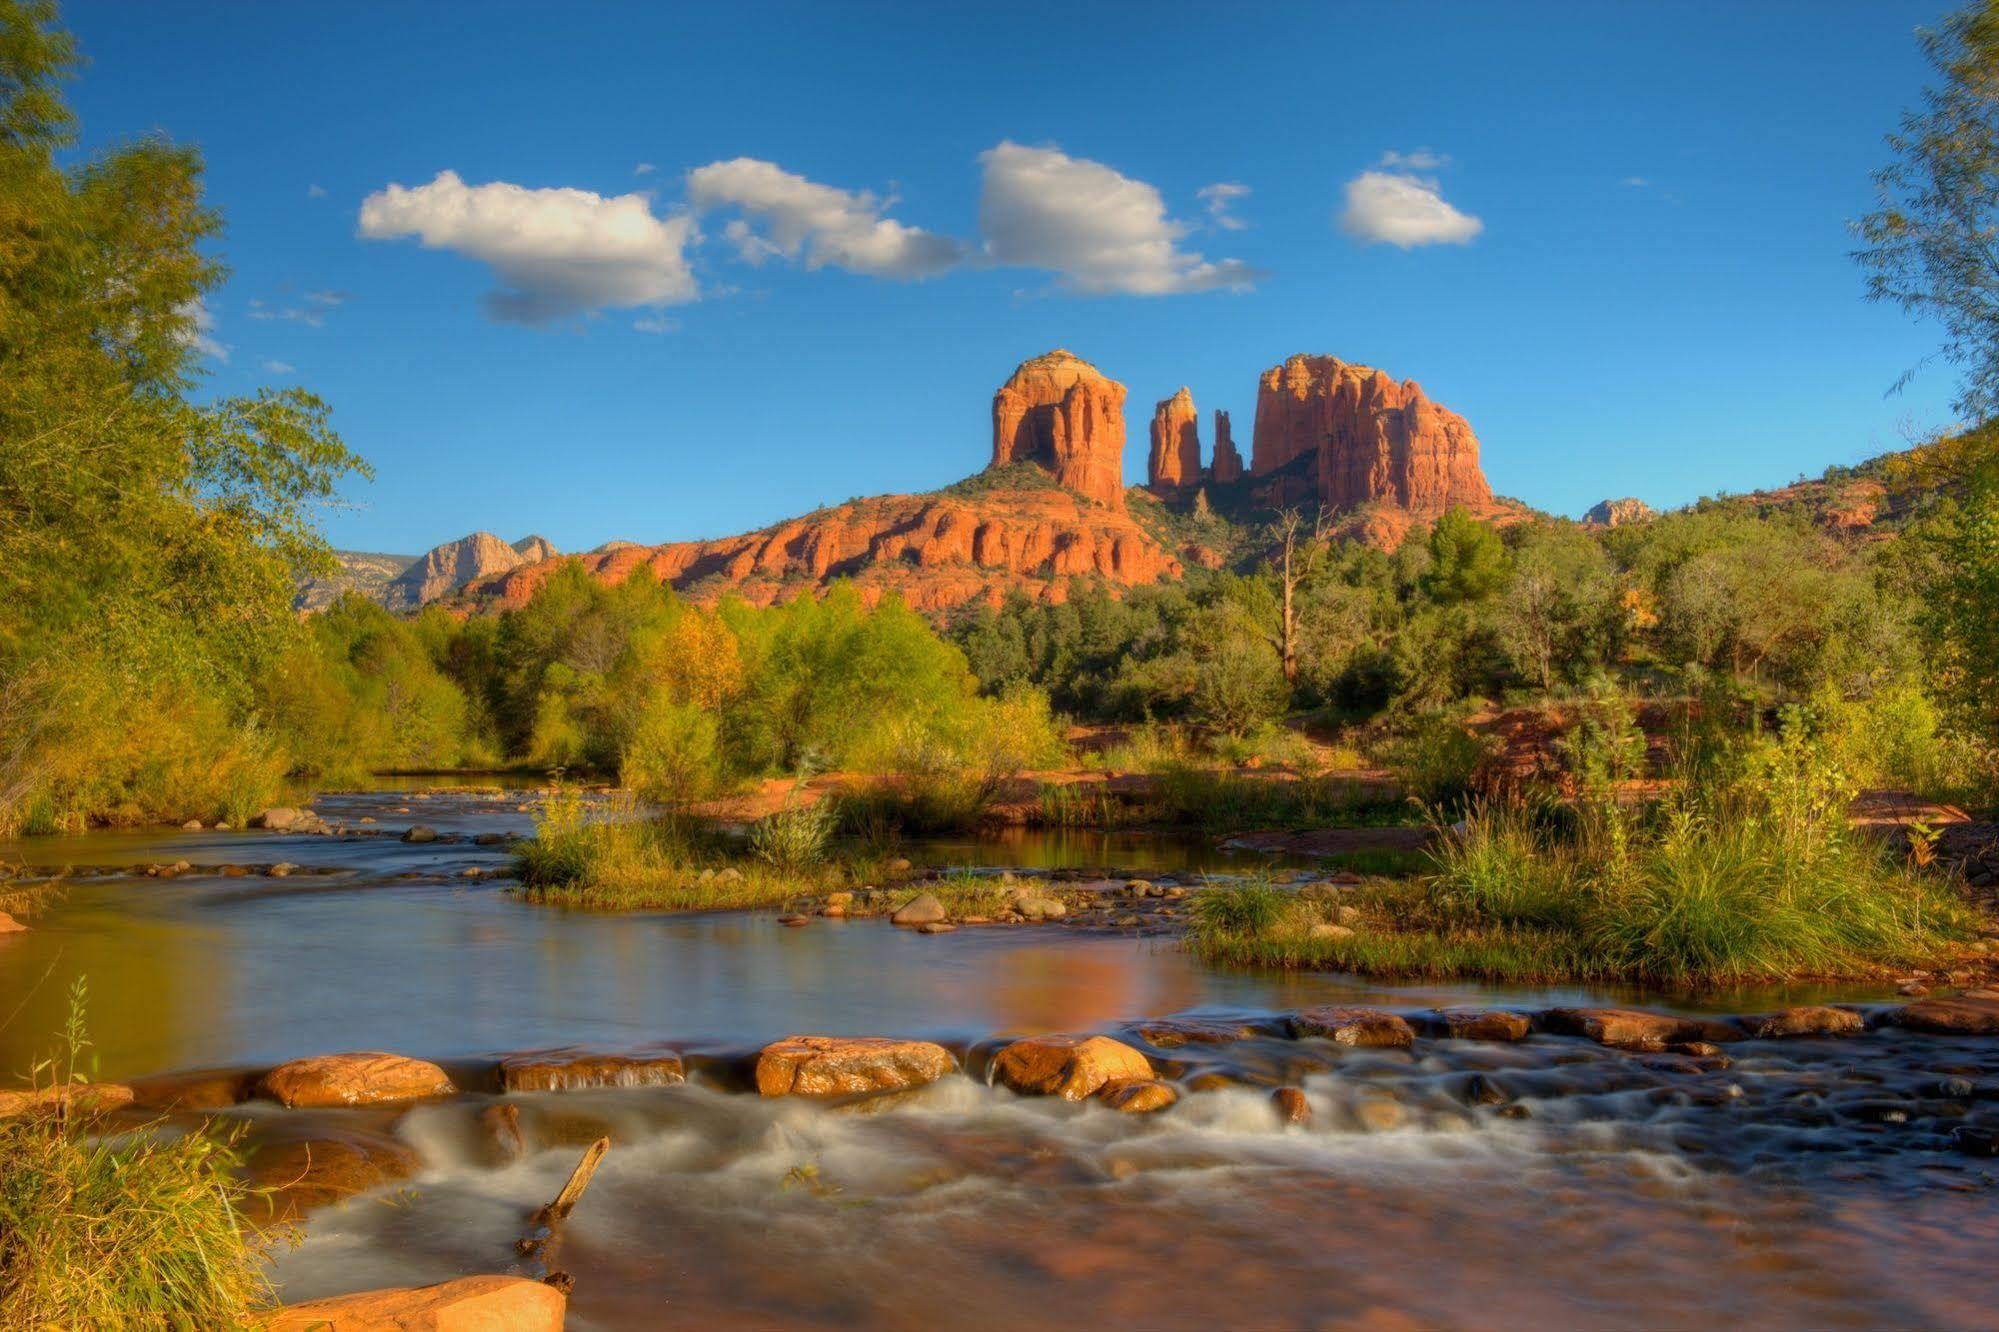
xmin=1197 ymin=181 xmax=1250 ymax=231
xmin=632 ymin=314 xmax=676 ymax=334
xmin=977 ymin=142 xmax=1262 ymax=295
xmin=261 ymin=358 xmax=296 ymax=374
xmin=1338 ymin=159 xmax=1482 ymax=248
xmin=1621 ymin=176 xmax=1650 ymax=188
xmin=634 ymin=162 xmax=656 ymax=176
xmin=686 ymin=158 xmax=961 ymax=279
xmin=357 ymin=170 xmax=700 ymax=324
xmin=249 ymin=289 xmax=346 ymax=328
xmin=176 ymin=299 xmax=228 ymax=361
xmin=1379 ymin=149 xmax=1449 ymax=171
xmin=307 ymin=183 xmax=327 ymax=199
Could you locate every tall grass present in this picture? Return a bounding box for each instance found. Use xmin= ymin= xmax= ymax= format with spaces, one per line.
xmin=0 ymin=982 xmax=280 ymax=1328
xmin=1145 ymin=766 xmax=1409 ymax=831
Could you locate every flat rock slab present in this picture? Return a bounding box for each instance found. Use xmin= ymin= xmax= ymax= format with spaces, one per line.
xmin=1540 ymin=1007 xmax=1703 ymax=1051
xmin=259 ymin=1052 xmax=455 ymax=1108
xmin=1128 ymin=1018 xmax=1264 ymax=1048
xmin=755 ymin=1036 xmax=955 ymax=1097
xmin=271 ymin=1274 xmax=564 ymax=1331
xmin=0 ymin=1081 xmax=134 ymax=1119
xmin=1736 ymin=1005 xmax=1866 ymax=1039
xmin=1887 ymin=994 xmax=1999 ymax=1035
xmin=993 ymin=1034 xmax=1154 ymax=1100
xmin=500 ymin=1048 xmax=685 ymax=1093
xmin=242 ymin=1127 xmax=420 ymax=1224
xmin=1288 ymin=1007 xmax=1416 ymax=1049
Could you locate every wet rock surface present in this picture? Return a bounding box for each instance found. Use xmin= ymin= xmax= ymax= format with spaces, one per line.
xmin=260 ymin=1052 xmax=456 ymax=1108
xmin=755 ymin=1036 xmax=956 ymax=1097
xmin=992 ymin=1034 xmax=1155 ymax=1100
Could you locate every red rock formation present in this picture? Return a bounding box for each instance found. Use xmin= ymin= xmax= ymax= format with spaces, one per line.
xmin=990 ymin=349 xmax=1129 ymax=508
xmin=1147 ymin=387 xmax=1201 ymax=491
xmin=383 ymin=532 xmax=560 ymax=611
xmin=1582 ymin=498 xmax=1654 ymax=527
xmin=1210 ymin=409 xmax=1244 ymax=483
xmin=465 ymin=485 xmax=1181 ymax=616
xmin=1250 ymin=355 xmax=1493 ymax=515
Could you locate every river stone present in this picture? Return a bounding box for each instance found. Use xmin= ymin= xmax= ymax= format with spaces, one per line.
xmin=500 ymin=1048 xmax=685 ymax=1093
xmin=251 ymin=806 xmax=319 ymax=832
xmin=1129 ymin=1018 xmax=1260 ymax=1049
xmin=402 ymin=825 xmax=439 ymax=844
xmin=258 ymin=1052 xmax=455 ymax=1108
xmin=891 ymin=893 xmax=946 ymax=925
xmin=1271 ymin=1086 xmax=1313 ymax=1125
xmin=1541 ymin=1007 xmax=1702 ymax=1051
xmin=1099 ymin=1078 xmax=1178 ymax=1113
xmin=270 ymin=1276 xmax=564 ymax=1332
xmin=1886 ymin=994 xmax=1999 ymax=1035
xmin=992 ymin=1034 xmax=1154 ymax=1100
xmin=1432 ymin=1008 xmax=1531 ymax=1042
xmin=128 ymin=1067 xmax=258 ymax=1111
xmin=0 ymin=911 xmax=26 ymax=934
xmin=754 ymin=1036 xmax=955 ymax=1097
xmin=1737 ymin=1005 xmax=1866 ymax=1039
xmin=0 ymin=1081 xmax=135 ymax=1119
xmin=915 ymin=921 xmax=956 ymax=934
xmin=1012 ymin=894 xmax=1067 ymax=921
xmin=480 ymin=1102 xmax=527 ymax=1163
xmin=1288 ymin=1007 xmax=1416 ymax=1049
xmin=1350 ymin=1092 xmax=1407 ymax=1133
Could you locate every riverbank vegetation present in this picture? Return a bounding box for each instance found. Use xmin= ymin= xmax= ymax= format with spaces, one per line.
xmin=1191 ymin=716 xmax=1978 ymax=985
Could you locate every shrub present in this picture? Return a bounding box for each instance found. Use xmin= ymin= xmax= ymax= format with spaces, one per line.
xmin=622 ymin=697 xmax=724 ymax=806
xmin=748 ymin=798 xmax=836 ymax=872
xmin=1379 ymin=713 xmax=1493 ymax=812
xmin=1190 ymin=878 xmax=1288 ymax=938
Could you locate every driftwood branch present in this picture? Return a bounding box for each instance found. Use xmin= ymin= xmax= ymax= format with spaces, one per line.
xmin=516 ymin=1136 xmax=609 ymax=1293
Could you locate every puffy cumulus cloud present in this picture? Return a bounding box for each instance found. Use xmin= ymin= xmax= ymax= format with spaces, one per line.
xmin=1197 ymin=181 xmax=1250 ymax=231
xmin=1338 ymin=156 xmax=1482 ymax=248
xmin=358 ymin=170 xmax=700 ymax=324
xmin=685 ymin=158 xmax=962 ymax=279
xmin=977 ymin=142 xmax=1261 ymax=296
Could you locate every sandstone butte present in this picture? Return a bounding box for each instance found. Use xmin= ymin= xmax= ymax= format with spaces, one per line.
xmin=384 ymin=532 xmax=558 ymax=611
xmin=462 ymin=350 xmax=1184 ymax=615
xmin=1146 ymin=386 xmax=1201 ymax=491
xmin=1250 ymin=354 xmax=1498 ymax=519
xmin=990 ymin=348 xmax=1129 ymax=509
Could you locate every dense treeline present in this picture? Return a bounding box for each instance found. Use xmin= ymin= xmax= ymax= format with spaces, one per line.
xmin=953 ymin=496 xmax=1995 ymax=800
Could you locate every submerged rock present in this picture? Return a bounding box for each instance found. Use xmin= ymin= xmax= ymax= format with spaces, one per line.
xmin=1271 ymin=1086 xmax=1313 ymax=1125
xmin=1430 ymin=1008 xmax=1531 ymax=1042
xmin=402 ymin=825 xmax=440 ymax=844
xmin=1288 ymin=1007 xmax=1416 ymax=1049
xmin=251 ymin=807 xmax=322 ymax=833
xmin=270 ymin=1275 xmax=564 ymax=1331
xmin=500 ymin=1048 xmax=685 ymax=1093
xmin=755 ymin=1036 xmax=955 ymax=1097
xmin=258 ymin=1052 xmax=455 ymax=1108
xmin=992 ymin=1034 xmax=1154 ymax=1100
xmin=243 ymin=1126 xmax=420 ymax=1223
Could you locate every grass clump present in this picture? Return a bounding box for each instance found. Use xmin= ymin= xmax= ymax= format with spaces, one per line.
xmin=0 ymin=983 xmax=282 ymax=1329
xmin=515 ymin=786 xmax=874 ymax=911
xmin=1144 ymin=766 xmax=1410 ymax=832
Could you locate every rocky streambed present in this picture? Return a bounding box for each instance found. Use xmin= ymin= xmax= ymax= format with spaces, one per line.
xmin=5 ymin=788 xmax=1999 ymax=1328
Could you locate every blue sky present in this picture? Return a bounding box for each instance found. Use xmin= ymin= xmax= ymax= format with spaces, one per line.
xmin=69 ymin=1 xmax=1958 ymax=554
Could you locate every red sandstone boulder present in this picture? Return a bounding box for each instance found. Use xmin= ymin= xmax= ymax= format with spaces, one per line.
xmin=258 ymin=1052 xmax=455 ymax=1108
xmin=992 ymin=1034 xmax=1154 ymax=1100
xmin=1098 ymin=1078 xmax=1178 ymax=1113
xmin=1271 ymin=1086 xmax=1312 ymax=1125
xmin=1429 ymin=1008 xmax=1531 ymax=1042
xmin=1541 ymin=1008 xmax=1702 ymax=1051
xmin=1288 ymin=1007 xmax=1416 ymax=1048
xmin=1736 ymin=1006 xmax=1865 ymax=1039
xmin=1886 ymin=994 xmax=1999 ymax=1035
xmin=754 ymin=1036 xmax=955 ymax=1097
xmin=500 ymin=1048 xmax=685 ymax=1092
xmin=270 ymin=1275 xmax=564 ymax=1331
xmin=1147 ymin=386 xmax=1201 ymax=491
xmin=241 ymin=1126 xmax=421 ymax=1224
xmin=990 ymin=349 xmax=1129 ymax=509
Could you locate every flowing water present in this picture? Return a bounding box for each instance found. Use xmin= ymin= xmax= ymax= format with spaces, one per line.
xmin=3 ymin=790 xmax=1996 ymax=1329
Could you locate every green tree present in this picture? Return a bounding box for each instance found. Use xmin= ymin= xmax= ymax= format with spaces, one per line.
xmin=1418 ymin=508 xmax=1508 ymax=604
xmin=0 ymin=0 xmax=368 ymax=829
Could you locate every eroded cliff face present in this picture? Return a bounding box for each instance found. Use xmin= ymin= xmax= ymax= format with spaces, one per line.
xmin=990 ymin=349 xmax=1129 ymax=508
xmin=1583 ymin=498 xmax=1654 ymax=527
xmin=1147 ymin=387 xmax=1201 ymax=491
xmin=1250 ymin=354 xmax=1494 ymax=515
xmin=465 ymin=488 xmax=1179 ymax=615
xmin=384 ymin=532 xmax=558 ymax=611
xmin=1210 ymin=409 xmax=1244 ymax=484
